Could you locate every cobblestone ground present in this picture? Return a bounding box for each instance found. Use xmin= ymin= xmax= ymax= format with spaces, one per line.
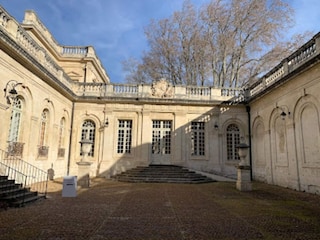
xmin=0 ymin=178 xmax=320 ymax=240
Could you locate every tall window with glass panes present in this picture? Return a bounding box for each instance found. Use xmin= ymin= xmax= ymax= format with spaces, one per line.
xmin=117 ymin=120 xmax=132 ymax=154
xmin=191 ymin=122 xmax=205 ymax=156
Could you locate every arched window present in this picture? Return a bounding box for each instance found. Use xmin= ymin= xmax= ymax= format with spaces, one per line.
xmin=8 ymin=97 xmax=24 ymax=156
xmin=38 ymin=109 xmax=50 ymax=158
xmin=58 ymin=117 xmax=65 ymax=148
xmin=80 ymin=120 xmax=96 ymax=157
xmin=39 ymin=109 xmax=49 ymax=147
xmin=8 ymin=97 xmax=22 ymax=142
xmin=58 ymin=117 xmax=66 ymax=158
xmin=226 ymin=124 xmax=240 ymax=160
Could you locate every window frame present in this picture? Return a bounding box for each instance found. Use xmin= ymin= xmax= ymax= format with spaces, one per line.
xmin=226 ymin=124 xmax=240 ymax=161
xmin=80 ymin=120 xmax=96 ymax=157
xmin=151 ymin=120 xmax=172 ymax=155
xmin=190 ymin=121 xmax=205 ymax=156
xmin=58 ymin=117 xmax=66 ymax=158
xmin=117 ymin=119 xmax=133 ymax=154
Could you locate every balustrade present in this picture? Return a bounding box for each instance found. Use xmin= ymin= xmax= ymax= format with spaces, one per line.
xmin=0 ymin=8 xmax=9 ymax=27
xmin=249 ymin=33 xmax=320 ymax=98
xmin=288 ymin=40 xmax=316 ymax=69
xmin=250 ymin=83 xmax=264 ymax=96
xmin=16 ymin=27 xmax=40 ymax=57
xmin=221 ymin=88 xmax=243 ymax=97
xmin=61 ymin=46 xmax=88 ymax=56
xmin=265 ymin=66 xmax=284 ymax=86
xmin=186 ymin=86 xmax=211 ymax=96
xmin=71 ymin=81 xmax=247 ymax=101
xmin=76 ymin=82 xmax=106 ymax=96
xmin=113 ymin=84 xmax=138 ymax=94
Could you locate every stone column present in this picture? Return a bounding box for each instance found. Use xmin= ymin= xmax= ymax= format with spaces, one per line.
xmin=236 ymin=143 xmax=252 ymax=191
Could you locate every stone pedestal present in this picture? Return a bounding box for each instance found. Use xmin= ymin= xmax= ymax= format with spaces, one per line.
xmin=236 ymin=165 xmax=252 ymax=191
xmin=76 ymin=161 xmax=92 ymax=188
xmin=77 ymin=136 xmax=93 ymax=188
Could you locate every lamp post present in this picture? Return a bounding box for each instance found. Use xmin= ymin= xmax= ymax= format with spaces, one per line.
xmin=236 ymin=142 xmax=252 ymax=191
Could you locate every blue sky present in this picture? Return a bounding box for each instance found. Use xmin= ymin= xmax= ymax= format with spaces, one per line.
xmin=0 ymin=0 xmax=319 ymax=83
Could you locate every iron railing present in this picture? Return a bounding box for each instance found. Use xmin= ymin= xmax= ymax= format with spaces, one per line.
xmin=0 ymin=161 xmax=28 ymax=204
xmin=0 ymin=149 xmax=48 ymax=197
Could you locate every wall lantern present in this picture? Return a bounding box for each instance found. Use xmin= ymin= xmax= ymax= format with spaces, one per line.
xmin=280 ymin=111 xmax=287 ymax=120
xmin=3 ymin=80 xmax=24 ymax=105
xmin=277 ymin=105 xmax=290 ymax=120
xmin=214 ymin=123 xmax=219 ymax=130
xmin=104 ymin=118 xmax=109 ymax=127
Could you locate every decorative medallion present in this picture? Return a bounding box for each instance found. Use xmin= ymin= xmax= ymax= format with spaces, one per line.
xmin=151 ymin=78 xmax=173 ymax=98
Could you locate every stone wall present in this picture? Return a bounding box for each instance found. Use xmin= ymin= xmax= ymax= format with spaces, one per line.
xmin=250 ymin=62 xmax=320 ymax=194
xmin=66 ymin=102 xmax=248 ymax=179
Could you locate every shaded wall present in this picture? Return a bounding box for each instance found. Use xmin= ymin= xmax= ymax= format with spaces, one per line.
xmin=250 ymin=63 xmax=320 ymax=194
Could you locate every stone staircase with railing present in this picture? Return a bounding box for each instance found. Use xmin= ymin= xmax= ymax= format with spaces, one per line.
xmin=0 ymin=149 xmax=48 ymax=208
xmin=111 ymin=165 xmax=216 ymax=184
xmin=0 ymin=175 xmax=42 ymax=208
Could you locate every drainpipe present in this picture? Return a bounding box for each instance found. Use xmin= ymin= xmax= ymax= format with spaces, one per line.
xmin=96 ymin=105 xmax=107 ymax=176
xmin=83 ymin=64 xmax=87 ymax=96
xmin=246 ymin=105 xmax=253 ymax=180
xmin=83 ymin=64 xmax=87 ymax=83
xmin=67 ymin=102 xmax=75 ymax=176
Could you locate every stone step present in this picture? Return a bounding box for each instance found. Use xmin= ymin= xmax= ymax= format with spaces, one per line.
xmin=114 ymin=177 xmax=213 ymax=184
xmin=10 ymin=192 xmax=44 ymax=208
xmin=0 ymin=175 xmax=44 ymax=208
xmin=112 ymin=165 xmax=215 ymax=184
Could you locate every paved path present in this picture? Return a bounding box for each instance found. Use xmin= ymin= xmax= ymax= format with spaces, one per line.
xmin=0 ymin=178 xmax=320 ymax=239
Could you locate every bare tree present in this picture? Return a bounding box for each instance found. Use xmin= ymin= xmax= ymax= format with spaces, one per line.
xmin=122 ymin=57 xmax=150 ymax=84
xmin=123 ymin=0 xmax=309 ymax=87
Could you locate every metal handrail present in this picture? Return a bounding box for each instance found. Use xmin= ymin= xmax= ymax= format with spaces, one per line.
xmin=0 ymin=149 xmax=48 ymax=197
xmin=0 ymin=162 xmax=28 ymax=205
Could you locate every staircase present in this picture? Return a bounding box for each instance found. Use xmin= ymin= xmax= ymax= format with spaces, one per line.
xmin=0 ymin=149 xmax=48 ymax=208
xmin=112 ymin=165 xmax=215 ymax=184
xmin=0 ymin=175 xmax=44 ymax=208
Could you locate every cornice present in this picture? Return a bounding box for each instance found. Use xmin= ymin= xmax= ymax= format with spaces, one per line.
xmin=0 ymin=28 xmax=76 ymax=101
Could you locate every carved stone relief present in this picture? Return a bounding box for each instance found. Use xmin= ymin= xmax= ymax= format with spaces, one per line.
xmin=151 ymin=79 xmax=173 ymax=98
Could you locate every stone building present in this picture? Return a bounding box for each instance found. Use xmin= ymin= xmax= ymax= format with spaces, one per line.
xmin=0 ymin=7 xmax=319 ymax=194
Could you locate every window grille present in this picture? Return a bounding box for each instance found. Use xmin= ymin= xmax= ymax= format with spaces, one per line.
xmin=191 ymin=122 xmax=205 ymax=156
xmin=226 ymin=124 xmax=240 ymax=160
xmin=117 ymin=120 xmax=132 ymax=154
xmin=152 ymin=120 xmax=172 ymax=154
xmin=80 ymin=120 xmax=95 ymax=157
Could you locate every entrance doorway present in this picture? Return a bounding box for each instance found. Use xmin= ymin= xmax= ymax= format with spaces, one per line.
xmin=151 ymin=120 xmax=172 ymax=164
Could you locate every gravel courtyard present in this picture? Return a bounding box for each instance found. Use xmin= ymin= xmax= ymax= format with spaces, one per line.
xmin=0 ymin=178 xmax=319 ymax=240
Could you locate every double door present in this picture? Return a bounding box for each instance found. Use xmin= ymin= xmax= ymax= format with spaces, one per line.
xmin=151 ymin=120 xmax=172 ymax=164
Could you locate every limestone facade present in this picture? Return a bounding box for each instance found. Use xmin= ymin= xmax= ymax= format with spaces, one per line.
xmin=0 ymin=6 xmax=320 ymax=194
